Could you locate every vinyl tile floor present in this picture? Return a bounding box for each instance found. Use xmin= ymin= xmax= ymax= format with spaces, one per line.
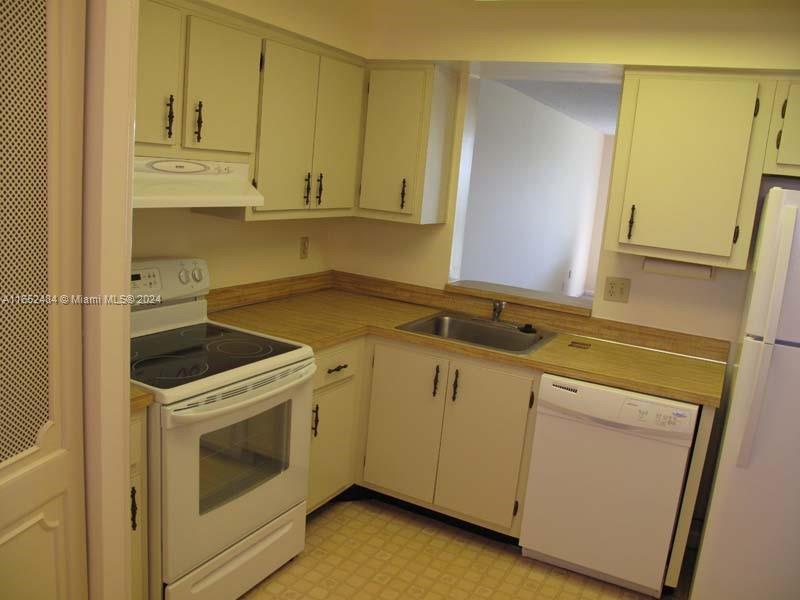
xmin=241 ymin=499 xmax=659 ymax=600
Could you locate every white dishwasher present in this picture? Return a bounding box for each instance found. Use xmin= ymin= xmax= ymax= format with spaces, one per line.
xmin=519 ymin=374 xmax=698 ymax=598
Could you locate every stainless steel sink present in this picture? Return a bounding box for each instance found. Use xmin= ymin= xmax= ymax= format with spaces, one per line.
xmin=398 ymin=312 xmax=553 ymax=354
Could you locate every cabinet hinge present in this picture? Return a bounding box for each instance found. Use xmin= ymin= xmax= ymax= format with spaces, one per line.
xmin=733 ymin=225 xmax=740 ymax=244
xmin=782 ymin=98 xmax=788 ymax=119
xmin=513 ymin=500 xmax=519 ymax=516
xmin=529 ymin=391 xmax=535 ymax=409
xmin=777 ymin=129 xmax=783 ymax=150
xmin=754 ymin=97 xmax=760 ymax=117
xmin=259 ymin=52 xmax=265 ymax=72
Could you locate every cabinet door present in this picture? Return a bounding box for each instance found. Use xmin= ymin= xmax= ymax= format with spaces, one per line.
xmin=254 ymin=41 xmax=319 ymax=212
xmin=364 ymin=344 xmax=446 ymax=503
xmin=135 ymin=0 xmax=183 ymax=145
xmin=618 ymin=77 xmax=759 ymax=257
xmin=777 ymin=83 xmax=800 ymax=167
xmin=308 ymin=379 xmax=357 ymax=511
xmin=311 ymin=57 xmax=365 ymax=210
xmin=434 ymin=362 xmax=531 ymax=528
xmin=360 ymin=69 xmax=427 ymax=215
xmin=130 ymin=470 xmax=145 ymax=600
xmin=183 ymin=16 xmax=261 ymax=153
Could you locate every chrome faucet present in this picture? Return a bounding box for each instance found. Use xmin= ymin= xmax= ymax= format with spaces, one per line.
xmin=491 ymin=300 xmax=507 ymax=322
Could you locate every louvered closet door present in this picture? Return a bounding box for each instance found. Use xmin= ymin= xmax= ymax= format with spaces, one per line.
xmin=0 ymin=1 xmax=88 ymax=598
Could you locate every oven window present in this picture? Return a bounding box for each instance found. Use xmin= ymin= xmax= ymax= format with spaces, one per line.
xmin=199 ymin=401 xmax=291 ymax=514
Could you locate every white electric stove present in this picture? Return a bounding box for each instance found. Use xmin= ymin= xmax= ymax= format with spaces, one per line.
xmin=130 ymin=258 xmax=315 ymax=600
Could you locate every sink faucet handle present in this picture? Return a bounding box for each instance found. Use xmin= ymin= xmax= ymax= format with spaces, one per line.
xmin=492 ymin=300 xmax=507 ymax=321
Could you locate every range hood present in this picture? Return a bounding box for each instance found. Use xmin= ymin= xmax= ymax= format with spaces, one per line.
xmin=132 ymin=157 xmax=264 ymax=208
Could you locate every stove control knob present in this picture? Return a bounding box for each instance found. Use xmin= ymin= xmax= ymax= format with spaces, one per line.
xmin=191 ymin=268 xmax=204 ymax=282
xmin=178 ymin=268 xmax=190 ymax=284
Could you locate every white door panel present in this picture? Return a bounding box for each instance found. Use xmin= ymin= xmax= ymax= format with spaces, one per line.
xmin=0 ymin=2 xmax=87 ymax=598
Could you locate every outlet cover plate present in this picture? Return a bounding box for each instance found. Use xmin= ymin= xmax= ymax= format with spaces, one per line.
xmin=604 ymin=276 xmax=631 ymax=303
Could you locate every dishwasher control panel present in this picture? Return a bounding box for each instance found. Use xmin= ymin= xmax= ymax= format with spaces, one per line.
xmin=539 ymin=374 xmax=699 ymax=443
xmin=619 ymin=399 xmax=695 ymax=435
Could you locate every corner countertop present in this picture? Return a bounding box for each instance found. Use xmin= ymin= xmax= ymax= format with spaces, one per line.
xmin=130 ymin=382 xmax=154 ymax=413
xmin=211 ymin=290 xmax=725 ymax=407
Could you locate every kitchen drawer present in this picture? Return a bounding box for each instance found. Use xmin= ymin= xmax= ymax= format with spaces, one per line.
xmin=314 ymin=343 xmax=360 ymax=390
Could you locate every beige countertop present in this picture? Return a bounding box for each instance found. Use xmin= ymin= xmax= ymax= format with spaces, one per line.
xmin=130 ymin=383 xmax=154 ymax=413
xmin=211 ymin=290 xmax=724 ymax=407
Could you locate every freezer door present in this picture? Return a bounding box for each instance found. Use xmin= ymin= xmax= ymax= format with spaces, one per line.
xmin=692 ymin=341 xmax=800 ymax=600
xmin=745 ymin=188 xmax=800 ymax=342
xmin=774 ymin=207 xmax=800 ymax=343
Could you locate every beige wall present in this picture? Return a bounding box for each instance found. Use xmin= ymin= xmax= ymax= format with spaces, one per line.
xmin=359 ymin=1 xmax=800 ymax=70
xmin=133 ymin=0 xmax=800 ymax=341
xmin=202 ymin=0 xmax=368 ymax=55
xmin=585 ymin=135 xmax=615 ymax=294
xmin=132 ymin=209 xmax=330 ymax=289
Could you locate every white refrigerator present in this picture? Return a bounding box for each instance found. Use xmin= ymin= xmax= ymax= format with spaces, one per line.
xmin=691 ymin=187 xmax=800 ymax=600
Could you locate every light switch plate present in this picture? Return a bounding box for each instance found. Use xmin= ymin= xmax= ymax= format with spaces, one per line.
xmin=604 ymin=276 xmax=631 ymax=303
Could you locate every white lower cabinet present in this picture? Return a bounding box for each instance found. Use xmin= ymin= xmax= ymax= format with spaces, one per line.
xmin=308 ymin=341 xmax=362 ymax=512
xmin=364 ymin=342 xmax=534 ymax=529
xmin=363 ymin=344 xmax=447 ymax=503
xmin=434 ymin=361 xmax=533 ymax=528
xmin=130 ymin=407 xmax=148 ymax=600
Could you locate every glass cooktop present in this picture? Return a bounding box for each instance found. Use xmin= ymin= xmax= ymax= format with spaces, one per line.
xmin=130 ymin=323 xmax=300 ymax=389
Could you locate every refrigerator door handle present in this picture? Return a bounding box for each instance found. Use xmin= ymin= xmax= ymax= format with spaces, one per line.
xmin=763 ymin=206 xmax=798 ymax=344
xmin=737 ymin=343 xmax=774 ymax=468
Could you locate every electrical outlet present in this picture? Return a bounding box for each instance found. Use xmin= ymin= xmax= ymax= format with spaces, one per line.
xmin=299 ymin=236 xmax=309 ymax=260
xmin=603 ymin=276 xmax=631 ymax=303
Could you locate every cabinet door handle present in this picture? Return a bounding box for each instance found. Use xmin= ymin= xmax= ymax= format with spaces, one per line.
xmin=130 ymin=486 xmax=138 ymax=531
xmin=627 ymin=204 xmax=636 ymax=240
xmin=312 ymin=404 xmax=320 ymax=437
xmin=194 ymin=100 xmax=204 ymax=142
xmin=451 ymin=369 xmax=459 ymax=402
xmin=165 ymin=94 xmax=175 ymax=139
xmin=316 ymin=173 xmax=324 ymax=205
xmin=400 ymin=178 xmax=407 ymax=209
xmin=327 ymin=363 xmax=348 ymax=374
xmin=432 ymin=364 xmax=440 ymax=397
xmin=304 ymin=172 xmax=312 ymax=206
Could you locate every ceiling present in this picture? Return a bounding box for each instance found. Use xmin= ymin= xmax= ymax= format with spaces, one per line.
xmin=499 ymin=79 xmax=621 ymax=135
xmin=471 ymin=62 xmax=621 ymax=135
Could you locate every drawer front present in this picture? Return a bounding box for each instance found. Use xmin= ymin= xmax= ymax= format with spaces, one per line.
xmin=314 ymin=344 xmax=359 ymax=390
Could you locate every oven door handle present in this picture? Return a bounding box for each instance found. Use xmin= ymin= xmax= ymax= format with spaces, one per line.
xmin=165 ymin=364 xmax=316 ymax=428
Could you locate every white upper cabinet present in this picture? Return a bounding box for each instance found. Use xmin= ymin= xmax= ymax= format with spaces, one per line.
xmin=359 ymin=64 xmax=459 ymax=224
xmin=182 ymin=16 xmax=261 ymax=154
xmin=135 ymin=0 xmax=183 ymax=146
xmin=360 ymin=69 xmax=426 ymax=216
xmin=605 ymin=70 xmax=775 ymax=269
xmin=312 ymin=56 xmax=366 ymax=210
xmin=764 ymin=80 xmax=800 ymax=177
xmin=254 ymin=43 xmax=365 ymax=215
xmin=255 ymin=41 xmax=320 ymax=212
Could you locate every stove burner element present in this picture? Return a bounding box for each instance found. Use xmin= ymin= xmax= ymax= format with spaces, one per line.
xmin=130 ymin=322 xmax=301 ymax=390
xmin=207 ymin=339 xmax=274 ymax=358
xmin=132 ymin=355 xmax=210 ymax=381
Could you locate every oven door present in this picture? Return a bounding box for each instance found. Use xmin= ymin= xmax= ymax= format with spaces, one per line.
xmin=161 ymin=360 xmax=315 ymax=582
